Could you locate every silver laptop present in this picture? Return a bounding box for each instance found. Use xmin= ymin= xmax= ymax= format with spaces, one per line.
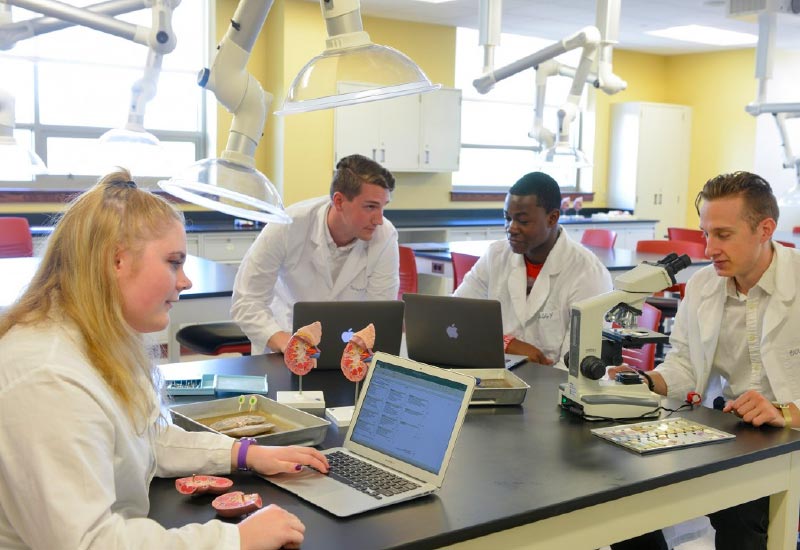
xmin=403 ymin=294 xmax=527 ymax=369
xmin=264 ymin=352 xmax=476 ymax=517
xmin=292 ymin=301 xmax=404 ymax=369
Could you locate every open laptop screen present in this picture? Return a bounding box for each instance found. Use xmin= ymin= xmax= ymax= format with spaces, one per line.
xmin=350 ymin=359 xmax=469 ymax=474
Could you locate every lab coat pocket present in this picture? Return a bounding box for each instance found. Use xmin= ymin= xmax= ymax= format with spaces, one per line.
xmin=776 ymin=344 xmax=800 ymax=395
xmin=348 ymin=270 xmax=368 ymax=293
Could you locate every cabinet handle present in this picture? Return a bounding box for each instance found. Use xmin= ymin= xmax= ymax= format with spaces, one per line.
xmin=371 ymin=148 xmax=376 ymax=160
xmin=381 ymin=148 xmax=386 ymax=163
xmin=425 ymin=149 xmax=430 ymax=164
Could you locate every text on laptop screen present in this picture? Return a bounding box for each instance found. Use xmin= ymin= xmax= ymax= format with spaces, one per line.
xmin=350 ymin=359 xmax=468 ymax=474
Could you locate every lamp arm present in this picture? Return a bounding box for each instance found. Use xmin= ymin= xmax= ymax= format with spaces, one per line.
xmin=3 ymin=0 xmax=178 ymax=53
xmin=126 ymin=47 xmax=162 ymax=129
xmin=0 ymin=0 xmax=143 ymax=49
xmin=555 ymin=28 xmax=599 ymax=144
xmin=478 ymin=0 xmax=502 ymax=73
xmin=473 ymin=26 xmax=598 ymax=95
xmin=200 ymin=0 xmax=274 ymax=167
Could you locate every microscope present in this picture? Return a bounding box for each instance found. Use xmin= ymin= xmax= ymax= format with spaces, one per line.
xmin=558 ymin=253 xmax=692 ymax=420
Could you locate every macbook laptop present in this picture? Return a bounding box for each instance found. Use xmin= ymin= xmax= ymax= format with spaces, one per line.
xmin=264 ymin=352 xmax=476 ymax=517
xmin=403 ymin=294 xmax=527 ymax=369
xmin=292 ymin=301 xmax=404 ymax=369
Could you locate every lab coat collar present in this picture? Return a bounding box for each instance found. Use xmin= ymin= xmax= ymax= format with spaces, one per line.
xmin=310 ymin=203 xmax=334 ymax=288
xmin=695 ymin=270 xmax=726 ymax=369
xmin=508 ymin=228 xmax=569 ymax=323
xmin=764 ymin=245 xmax=795 ymax=340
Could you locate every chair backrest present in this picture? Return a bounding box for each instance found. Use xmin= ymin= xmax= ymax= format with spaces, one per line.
xmin=397 ymin=245 xmax=418 ymax=299
xmin=581 ymin=228 xmax=617 ymax=248
xmin=451 ymin=251 xmax=479 ymax=292
xmin=636 ymin=239 xmax=707 ymax=259
xmin=776 ymin=240 xmax=796 ymax=249
xmin=0 ymin=217 xmax=34 ymax=258
xmin=621 ymin=302 xmax=662 ymax=372
xmin=666 ymin=227 xmax=706 ymax=246
xmin=793 ymin=226 xmax=800 ymax=235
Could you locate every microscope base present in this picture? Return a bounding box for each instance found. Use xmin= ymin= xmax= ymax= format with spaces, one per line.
xmin=558 ymin=383 xmax=661 ymax=420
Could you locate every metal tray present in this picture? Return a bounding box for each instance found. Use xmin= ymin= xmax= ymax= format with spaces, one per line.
xmin=450 ymin=368 xmax=530 ymax=406
xmin=170 ymin=394 xmax=329 ymax=447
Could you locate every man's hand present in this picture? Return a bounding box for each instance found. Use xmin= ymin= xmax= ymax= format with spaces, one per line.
xmin=506 ymin=339 xmax=553 ymax=365
xmin=267 ymin=331 xmax=291 ymax=354
xmin=723 ymin=390 xmax=788 ymax=427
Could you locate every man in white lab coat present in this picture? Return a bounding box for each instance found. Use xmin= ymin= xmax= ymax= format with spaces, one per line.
xmin=610 ymin=171 xmax=800 ymax=550
xmin=231 ymin=154 xmax=399 ymax=354
xmin=454 ymin=171 xmax=613 ymax=367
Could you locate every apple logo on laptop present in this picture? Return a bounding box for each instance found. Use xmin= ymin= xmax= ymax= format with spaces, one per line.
xmin=341 ymin=328 xmax=354 ymax=343
xmin=446 ymin=323 xmax=459 ymax=339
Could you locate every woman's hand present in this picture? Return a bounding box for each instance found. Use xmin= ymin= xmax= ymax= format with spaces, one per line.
xmin=246 ymin=445 xmax=329 ymax=476
xmin=238 ymin=504 xmax=305 ymax=550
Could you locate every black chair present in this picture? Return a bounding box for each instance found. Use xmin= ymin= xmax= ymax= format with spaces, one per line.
xmin=175 ymin=322 xmax=251 ymax=356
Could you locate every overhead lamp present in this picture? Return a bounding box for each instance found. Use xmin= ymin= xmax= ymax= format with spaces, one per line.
xmin=541 ymin=141 xmax=591 ymax=169
xmin=474 ymin=0 xmax=626 ymax=169
xmin=277 ymin=0 xmax=439 ymax=115
xmin=98 ymin=49 xmax=174 ymax=176
xmin=161 ymin=0 xmax=439 ymax=223
xmin=0 ymin=89 xmax=47 ymax=181
xmin=1 ymin=0 xmax=179 ymax=180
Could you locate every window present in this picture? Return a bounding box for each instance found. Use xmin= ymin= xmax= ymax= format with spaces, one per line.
xmin=0 ymin=1 xmax=211 ymax=187
xmin=453 ymin=27 xmax=594 ymax=192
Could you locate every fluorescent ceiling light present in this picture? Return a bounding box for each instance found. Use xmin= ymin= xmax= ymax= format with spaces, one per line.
xmin=646 ymin=25 xmax=757 ymax=46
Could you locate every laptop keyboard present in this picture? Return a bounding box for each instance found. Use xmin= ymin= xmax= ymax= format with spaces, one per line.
xmin=326 ymin=451 xmax=420 ymax=500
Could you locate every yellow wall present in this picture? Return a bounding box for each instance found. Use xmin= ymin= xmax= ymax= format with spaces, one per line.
xmin=663 ymin=49 xmax=756 ymax=227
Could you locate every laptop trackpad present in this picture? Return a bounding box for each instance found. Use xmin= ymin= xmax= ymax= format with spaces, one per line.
xmin=268 ymin=468 xmax=343 ymax=496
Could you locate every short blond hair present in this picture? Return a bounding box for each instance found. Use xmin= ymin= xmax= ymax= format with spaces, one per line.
xmin=0 ymin=169 xmax=184 ymax=429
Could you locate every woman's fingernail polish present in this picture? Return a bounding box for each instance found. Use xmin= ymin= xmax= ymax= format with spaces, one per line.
xmin=295 ymin=464 xmax=303 ymax=471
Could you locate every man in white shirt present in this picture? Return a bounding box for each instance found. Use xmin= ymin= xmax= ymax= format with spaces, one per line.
xmin=454 ymin=171 xmax=613 ymax=366
xmin=231 ymin=154 xmax=399 ymax=354
xmin=610 ymin=171 xmax=800 ymax=550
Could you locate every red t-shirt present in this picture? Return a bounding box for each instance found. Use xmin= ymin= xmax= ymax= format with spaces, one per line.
xmin=525 ymin=257 xmax=543 ymax=294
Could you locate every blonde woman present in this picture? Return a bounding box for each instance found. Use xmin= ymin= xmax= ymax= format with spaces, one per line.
xmin=0 ymin=170 xmax=329 ymax=550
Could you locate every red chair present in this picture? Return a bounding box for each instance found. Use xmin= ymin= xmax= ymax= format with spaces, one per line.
xmin=398 ymin=245 xmax=418 ymax=299
xmin=0 ymin=217 xmax=34 ymax=257
xmin=776 ymin=240 xmax=796 ymax=249
xmin=667 ymin=227 xmax=706 ymax=246
xmin=451 ymin=252 xmax=479 ymax=292
xmin=793 ymin=226 xmax=800 ymax=234
xmin=581 ymin=228 xmax=617 ymax=248
xmin=636 ymin=239 xmax=707 ymax=259
xmin=621 ymin=302 xmax=662 ymax=372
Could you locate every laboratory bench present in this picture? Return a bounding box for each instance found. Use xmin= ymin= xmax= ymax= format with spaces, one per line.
xmin=151 ymin=354 xmax=800 ymax=549
xmin=20 ymin=209 xmax=658 ymax=263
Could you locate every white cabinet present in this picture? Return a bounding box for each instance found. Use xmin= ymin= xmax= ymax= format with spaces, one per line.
xmin=335 ymin=85 xmax=461 ymax=172
xmin=608 ymin=102 xmax=692 ymax=238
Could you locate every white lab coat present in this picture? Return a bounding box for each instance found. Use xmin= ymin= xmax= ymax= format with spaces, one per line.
xmin=231 ymin=195 xmax=399 ymax=354
xmin=0 ymin=321 xmax=239 ymax=550
xmin=655 ymin=243 xmax=800 ymax=409
xmin=454 ymin=229 xmax=613 ymax=366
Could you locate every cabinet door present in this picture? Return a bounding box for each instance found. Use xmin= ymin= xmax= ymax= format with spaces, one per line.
xmin=420 ymin=88 xmax=461 ymax=171
xmin=378 ymin=93 xmax=421 ymax=171
xmin=334 ymin=83 xmax=381 ymax=164
xmin=637 ymin=104 xmax=691 ymax=236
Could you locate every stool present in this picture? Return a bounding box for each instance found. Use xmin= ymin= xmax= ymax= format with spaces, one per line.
xmin=175 ymin=322 xmax=252 ymax=356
